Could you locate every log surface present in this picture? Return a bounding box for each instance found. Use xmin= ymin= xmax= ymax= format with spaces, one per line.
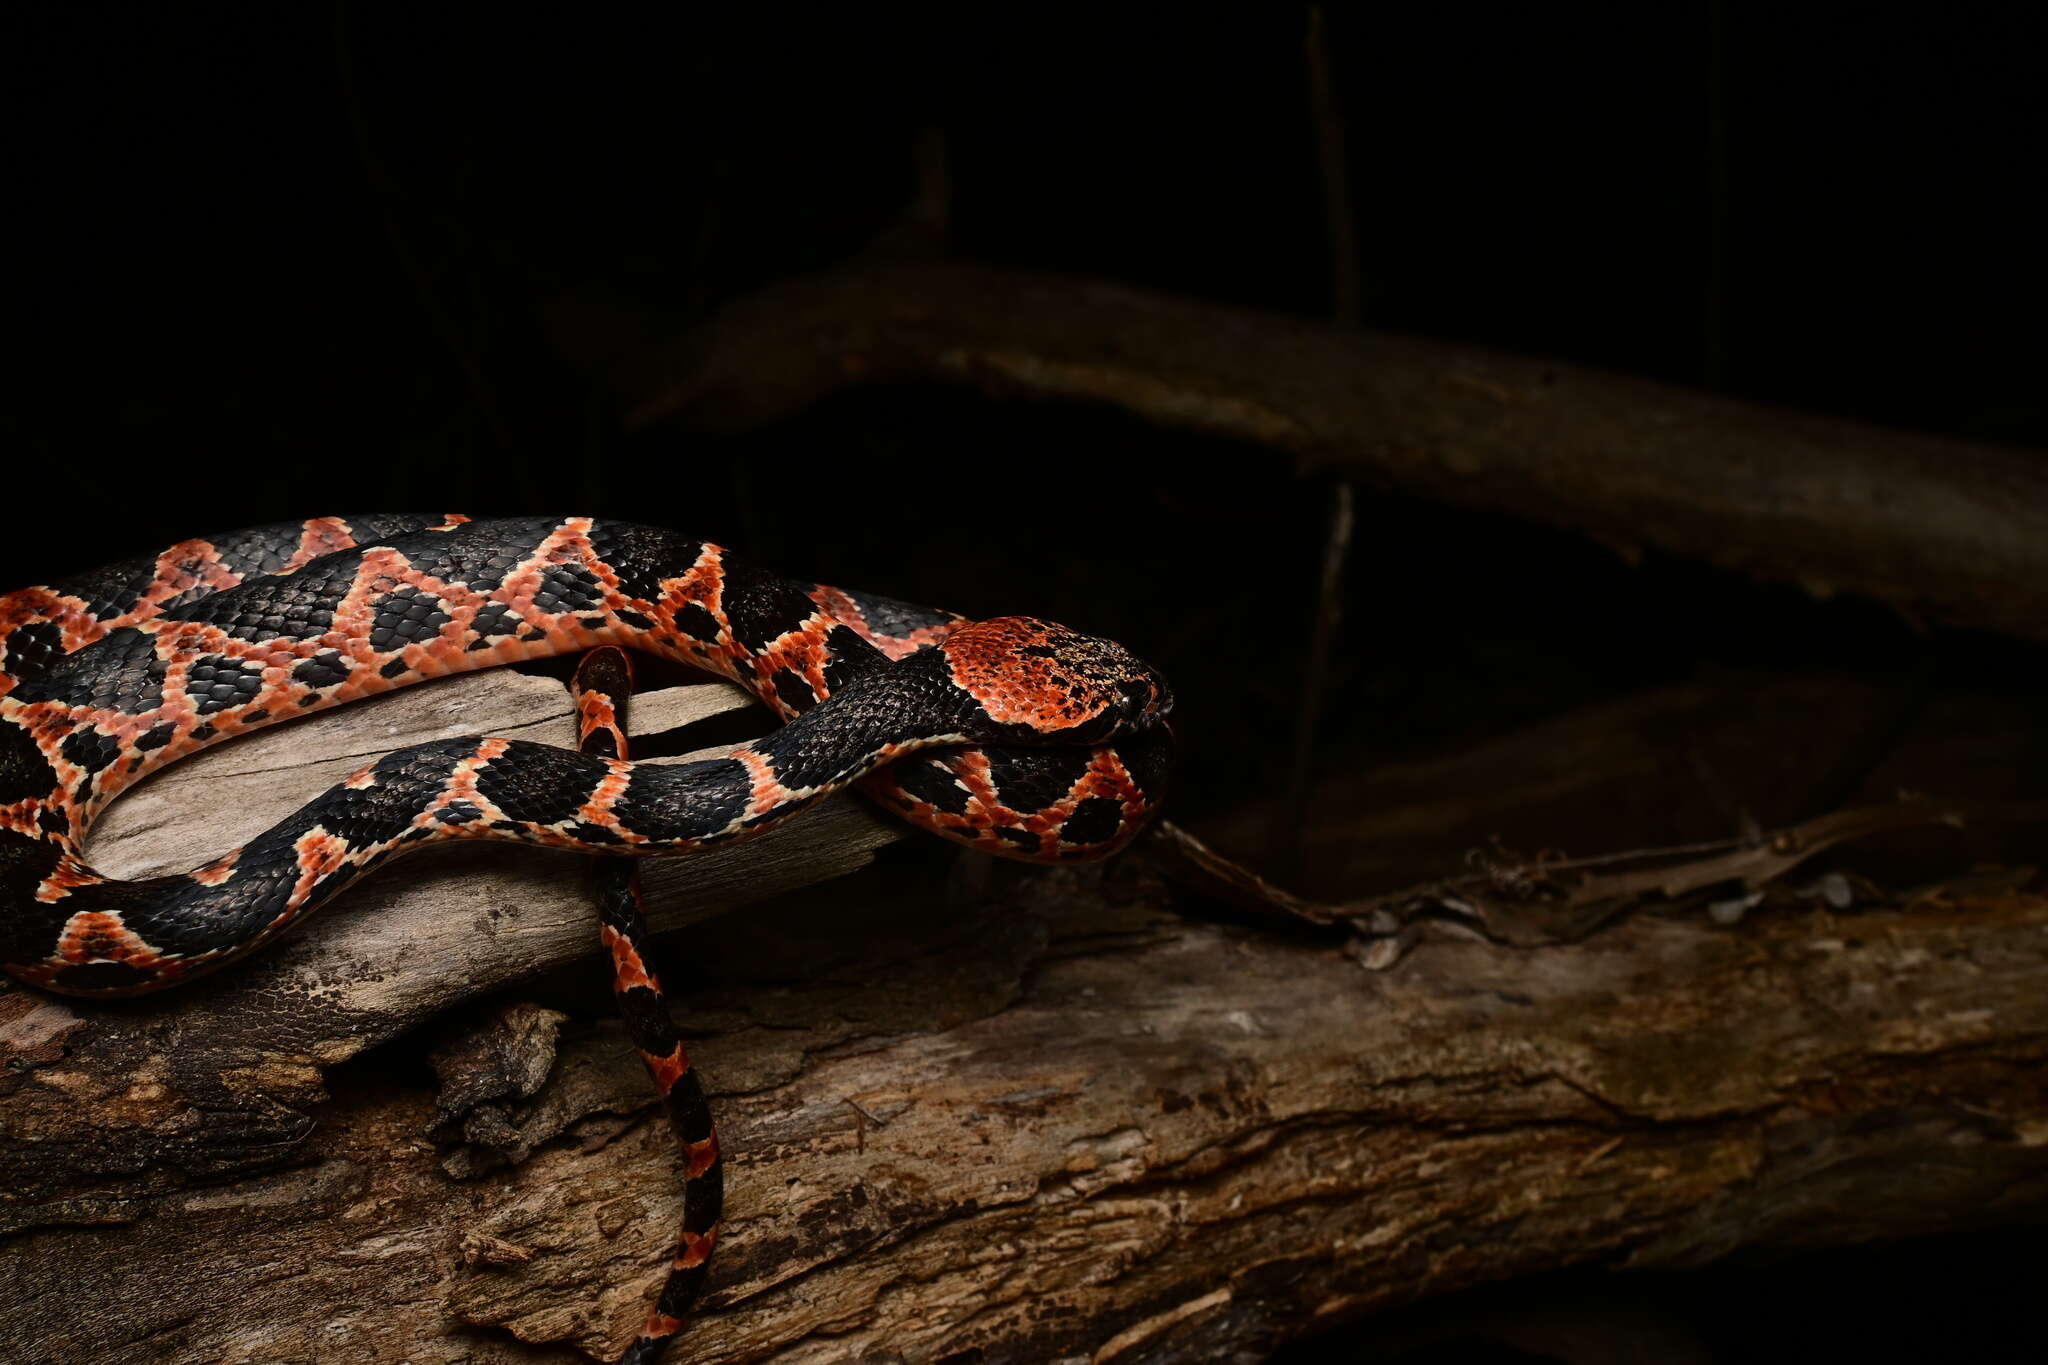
xmin=6 ymin=666 xmax=2048 ymax=1363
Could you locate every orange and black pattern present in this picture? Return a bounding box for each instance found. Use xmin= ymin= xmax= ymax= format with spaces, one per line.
xmin=1 ymin=516 xmax=1173 ymax=997
xmin=2 ymin=514 xmax=1174 ymax=1359
xmin=572 ymin=648 xmax=721 ymax=1365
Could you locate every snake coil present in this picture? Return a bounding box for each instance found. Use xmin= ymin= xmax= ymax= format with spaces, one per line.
xmin=1 ymin=514 xmax=1174 ymax=1359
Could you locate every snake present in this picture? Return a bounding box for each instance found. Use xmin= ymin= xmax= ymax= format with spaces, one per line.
xmin=571 ymin=645 xmax=726 ymax=1362
xmin=0 ymin=514 xmax=1175 ymax=1360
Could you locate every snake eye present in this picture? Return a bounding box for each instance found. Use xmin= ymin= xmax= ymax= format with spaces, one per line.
xmin=1117 ymin=675 xmax=1171 ymax=722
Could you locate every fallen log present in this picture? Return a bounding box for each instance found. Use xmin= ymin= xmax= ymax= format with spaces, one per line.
xmin=6 ymin=665 xmax=2048 ymax=1363
xmin=617 ymin=261 xmax=2048 ymax=643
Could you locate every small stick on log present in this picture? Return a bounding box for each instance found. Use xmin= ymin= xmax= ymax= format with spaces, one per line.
xmin=1150 ymin=799 xmax=2048 ymax=961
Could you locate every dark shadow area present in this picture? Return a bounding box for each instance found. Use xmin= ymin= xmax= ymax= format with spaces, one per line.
xmin=3 ymin=5 xmax=2040 ymax=580
xmin=1275 ymin=1222 xmax=2048 ymax=1363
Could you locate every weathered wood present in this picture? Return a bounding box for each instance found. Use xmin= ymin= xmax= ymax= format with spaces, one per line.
xmin=618 ymin=262 xmax=2048 ymax=643
xmin=9 ymin=848 xmax=2048 ymax=1363
xmin=6 ymin=661 xmax=2048 ymax=1363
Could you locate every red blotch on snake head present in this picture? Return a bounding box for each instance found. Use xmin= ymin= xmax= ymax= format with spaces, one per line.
xmin=938 ymin=616 xmax=1170 ymax=743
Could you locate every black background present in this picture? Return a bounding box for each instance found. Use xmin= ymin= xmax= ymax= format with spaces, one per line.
xmin=5 ymin=5 xmax=2045 ymax=1362
xmin=6 ymin=5 xmax=2041 ymax=558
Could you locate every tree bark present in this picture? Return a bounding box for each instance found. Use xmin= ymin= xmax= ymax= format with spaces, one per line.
xmin=614 ymin=261 xmax=2048 ymax=644
xmin=6 ymin=671 xmax=2048 ymax=1364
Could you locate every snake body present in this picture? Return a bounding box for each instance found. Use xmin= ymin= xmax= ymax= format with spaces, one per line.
xmin=573 ymin=647 xmax=724 ymax=1362
xmin=0 ymin=514 xmax=1174 ymax=1358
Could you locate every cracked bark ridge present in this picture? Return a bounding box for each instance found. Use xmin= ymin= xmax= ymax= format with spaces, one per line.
xmin=620 ymin=261 xmax=2048 ymax=643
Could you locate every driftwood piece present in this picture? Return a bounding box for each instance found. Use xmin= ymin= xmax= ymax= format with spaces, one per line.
xmin=619 ymin=261 xmax=2048 ymax=642
xmin=7 ymin=665 xmax=2048 ymax=1363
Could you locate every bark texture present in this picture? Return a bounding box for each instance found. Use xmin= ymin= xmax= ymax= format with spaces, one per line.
xmin=6 ymin=669 xmax=2048 ymax=1364
xmin=617 ymin=261 xmax=2048 ymax=643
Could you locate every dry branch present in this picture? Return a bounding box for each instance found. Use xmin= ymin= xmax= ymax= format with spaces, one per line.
xmin=619 ymin=261 xmax=2048 ymax=642
xmin=7 ymin=666 xmax=2048 ymax=1363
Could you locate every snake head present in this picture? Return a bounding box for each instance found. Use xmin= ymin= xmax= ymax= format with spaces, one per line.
xmin=935 ymin=616 xmax=1173 ymax=746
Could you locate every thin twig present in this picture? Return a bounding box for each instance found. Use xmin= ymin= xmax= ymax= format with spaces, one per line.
xmin=1492 ymin=836 xmax=1755 ymax=874
xmin=843 ymin=1096 xmax=888 ymax=1155
xmin=1271 ymin=8 xmax=1362 ymax=870
xmin=1702 ymin=0 xmax=1728 ymax=388
xmin=1147 ymin=820 xmax=1341 ymax=928
xmin=1271 ymin=480 xmax=1354 ymax=869
xmin=1155 ymin=799 xmax=2048 ymax=950
xmin=1305 ymin=4 xmax=1359 ymax=325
